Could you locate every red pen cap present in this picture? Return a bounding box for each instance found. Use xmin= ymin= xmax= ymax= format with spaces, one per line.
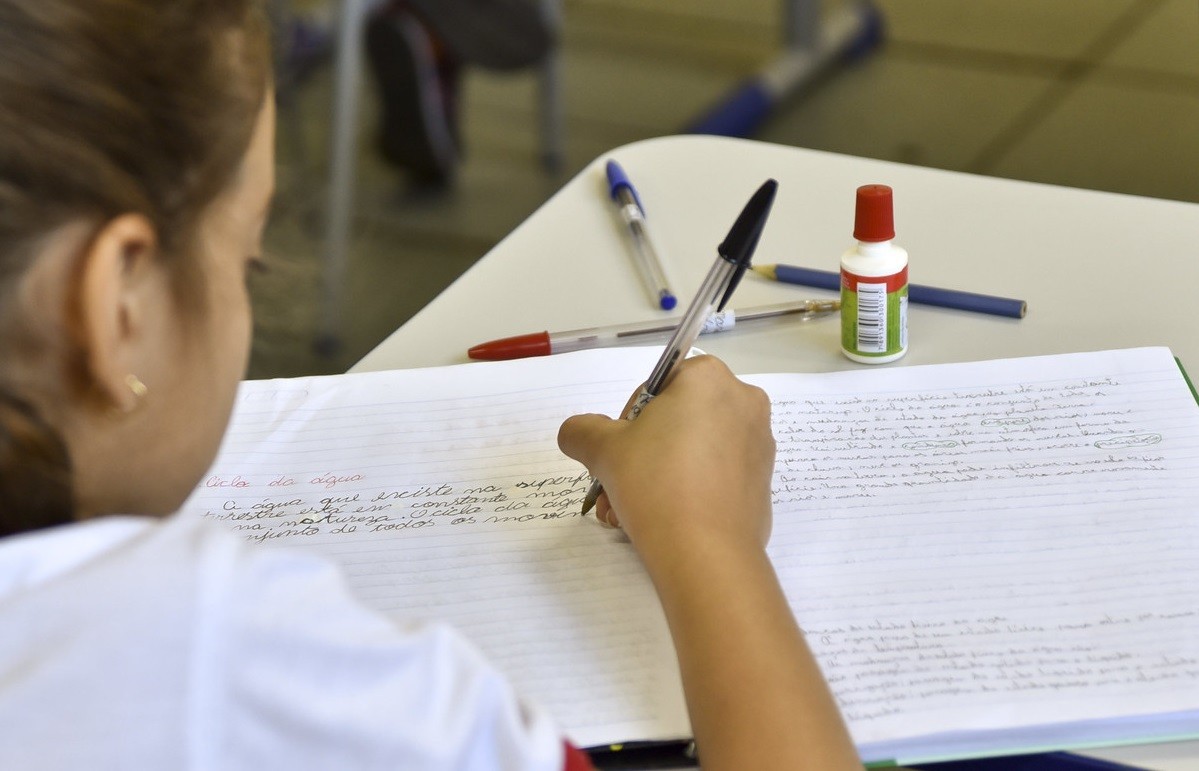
xmin=467 ymin=331 xmax=552 ymax=361
xmin=853 ymin=184 xmax=895 ymax=242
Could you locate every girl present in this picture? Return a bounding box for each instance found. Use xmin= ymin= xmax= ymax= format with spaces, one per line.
xmin=0 ymin=1 xmax=857 ymax=768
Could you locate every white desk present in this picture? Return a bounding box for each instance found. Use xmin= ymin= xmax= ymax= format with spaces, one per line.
xmin=352 ymin=135 xmax=1199 ymax=770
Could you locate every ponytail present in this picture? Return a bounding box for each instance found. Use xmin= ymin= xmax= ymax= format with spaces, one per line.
xmin=0 ymin=0 xmax=270 ymax=534
xmin=0 ymin=388 xmax=73 ymax=536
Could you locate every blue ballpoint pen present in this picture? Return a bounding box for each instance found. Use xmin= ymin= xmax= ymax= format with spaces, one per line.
xmin=605 ymin=159 xmax=678 ymax=311
xmin=581 ymin=178 xmax=779 ymax=514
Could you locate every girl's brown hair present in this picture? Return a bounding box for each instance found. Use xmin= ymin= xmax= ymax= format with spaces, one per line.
xmin=0 ymin=0 xmax=270 ymax=535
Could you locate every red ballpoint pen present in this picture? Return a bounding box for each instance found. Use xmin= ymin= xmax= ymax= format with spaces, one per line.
xmin=466 ymin=299 xmax=839 ymax=361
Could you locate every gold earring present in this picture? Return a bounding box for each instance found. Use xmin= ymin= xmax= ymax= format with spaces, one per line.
xmin=125 ymin=374 xmax=148 ymax=401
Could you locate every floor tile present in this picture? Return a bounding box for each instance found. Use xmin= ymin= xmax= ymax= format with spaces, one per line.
xmin=987 ymin=79 xmax=1199 ymax=202
xmin=757 ymin=53 xmax=1056 ymax=173
xmin=873 ymin=0 xmax=1141 ymax=61
xmin=536 ymin=48 xmax=743 ymax=138
xmin=252 ymin=203 xmax=491 ymax=378
xmin=1103 ymin=0 xmax=1199 ymax=78
xmin=566 ymin=0 xmax=778 ymax=71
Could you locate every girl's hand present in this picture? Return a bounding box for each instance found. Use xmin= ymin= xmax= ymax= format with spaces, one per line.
xmin=557 ymin=355 xmax=776 ymax=562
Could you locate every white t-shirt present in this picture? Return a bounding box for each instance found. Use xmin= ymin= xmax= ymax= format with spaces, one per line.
xmin=0 ymin=514 xmax=571 ymax=770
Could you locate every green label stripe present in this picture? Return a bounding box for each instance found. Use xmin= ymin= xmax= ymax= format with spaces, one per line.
xmin=842 ymin=283 xmax=908 ymax=357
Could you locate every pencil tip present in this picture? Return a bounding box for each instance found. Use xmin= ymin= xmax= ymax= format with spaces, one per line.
xmin=751 ymin=264 xmax=774 ymax=279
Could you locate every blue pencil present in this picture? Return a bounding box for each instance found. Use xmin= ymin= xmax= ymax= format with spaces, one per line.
xmin=753 ymin=264 xmax=1027 ymax=319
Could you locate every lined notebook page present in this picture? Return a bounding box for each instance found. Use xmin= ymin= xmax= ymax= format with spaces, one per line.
xmin=181 ymin=348 xmax=687 ymax=747
xmin=179 ymin=346 xmax=1199 ymax=760
xmin=751 ymin=347 xmax=1199 ymax=760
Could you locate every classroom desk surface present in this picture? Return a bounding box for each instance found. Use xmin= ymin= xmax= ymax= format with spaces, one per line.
xmin=354 ymin=134 xmax=1199 ymax=376
xmin=352 ymin=135 xmax=1199 ymax=770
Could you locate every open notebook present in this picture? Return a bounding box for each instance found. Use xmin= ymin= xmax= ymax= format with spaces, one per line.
xmin=179 ymin=346 xmax=1199 ymax=766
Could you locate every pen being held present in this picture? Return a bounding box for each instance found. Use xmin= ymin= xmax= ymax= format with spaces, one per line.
xmin=560 ymin=355 xmax=775 ymax=533
xmin=578 ymin=178 xmax=779 ymax=515
xmin=556 ymin=346 xmax=858 ymax=770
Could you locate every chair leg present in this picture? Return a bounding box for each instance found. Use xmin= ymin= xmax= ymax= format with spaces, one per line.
xmin=319 ymin=0 xmax=371 ymax=355
xmin=538 ymin=0 xmax=565 ymax=174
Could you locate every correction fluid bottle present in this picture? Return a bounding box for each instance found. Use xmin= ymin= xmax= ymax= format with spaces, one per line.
xmin=841 ymin=184 xmax=908 ymax=364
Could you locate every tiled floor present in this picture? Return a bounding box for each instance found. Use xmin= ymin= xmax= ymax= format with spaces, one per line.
xmin=252 ymin=0 xmax=1199 ymax=379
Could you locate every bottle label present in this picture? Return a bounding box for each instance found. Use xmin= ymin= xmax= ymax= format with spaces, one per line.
xmin=841 ymin=266 xmax=908 ymax=357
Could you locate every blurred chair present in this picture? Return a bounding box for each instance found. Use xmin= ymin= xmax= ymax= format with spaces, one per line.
xmin=288 ymin=0 xmax=564 ymax=353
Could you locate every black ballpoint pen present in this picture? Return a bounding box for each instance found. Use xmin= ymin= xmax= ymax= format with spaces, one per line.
xmin=581 ymin=178 xmax=779 ymax=515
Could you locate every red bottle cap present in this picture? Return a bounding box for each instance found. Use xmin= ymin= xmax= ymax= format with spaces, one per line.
xmin=853 ymin=184 xmax=895 ymax=242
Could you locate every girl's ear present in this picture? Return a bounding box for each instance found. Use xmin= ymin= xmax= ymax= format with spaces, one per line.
xmin=71 ymin=214 xmax=161 ymax=412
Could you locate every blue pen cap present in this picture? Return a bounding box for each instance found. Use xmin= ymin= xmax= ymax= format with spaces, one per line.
xmin=605 ymin=159 xmax=644 ymax=212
